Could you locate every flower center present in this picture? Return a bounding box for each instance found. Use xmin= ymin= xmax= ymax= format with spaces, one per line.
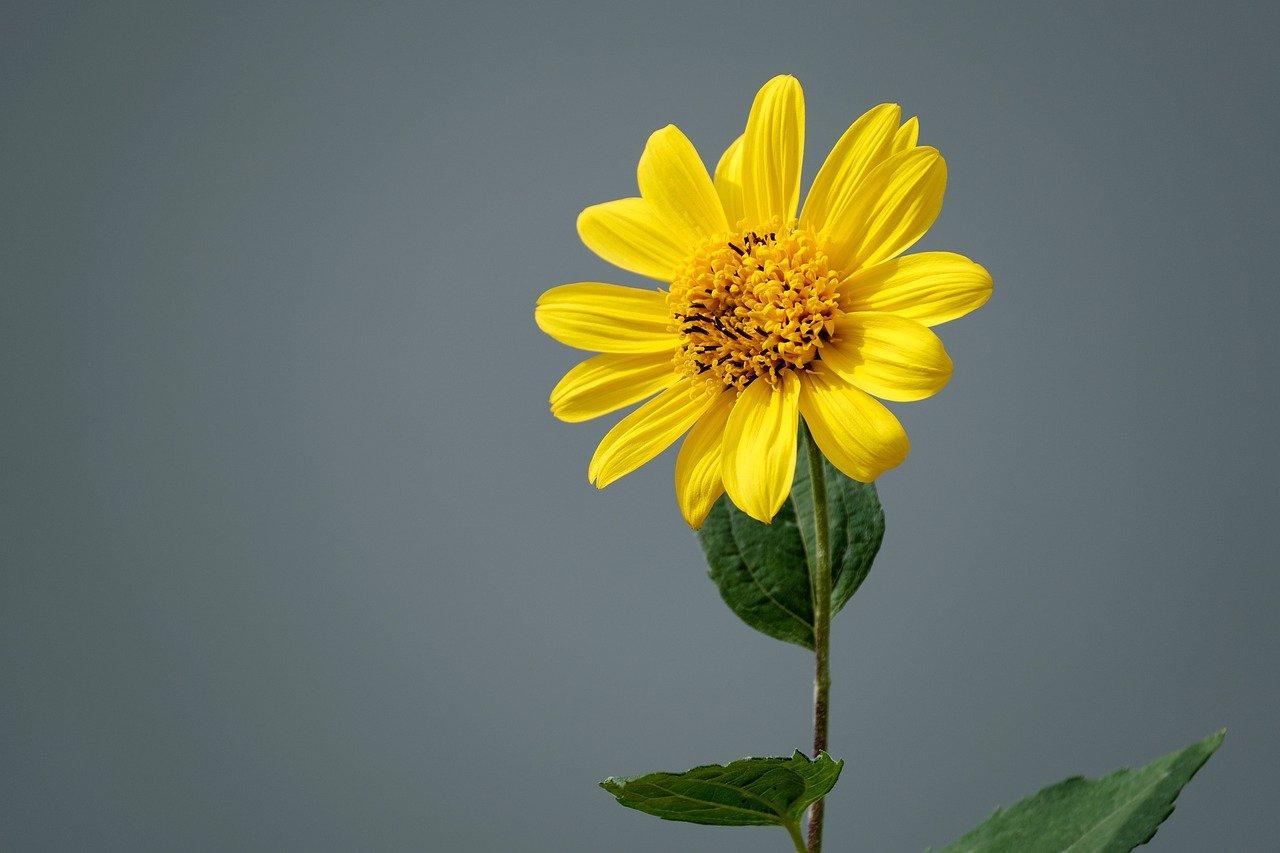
xmin=668 ymin=224 xmax=843 ymax=392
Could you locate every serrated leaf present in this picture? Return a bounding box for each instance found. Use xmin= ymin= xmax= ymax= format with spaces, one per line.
xmin=698 ymin=434 xmax=885 ymax=648
xmin=600 ymin=751 xmax=842 ymax=828
xmin=939 ymin=730 xmax=1224 ymax=853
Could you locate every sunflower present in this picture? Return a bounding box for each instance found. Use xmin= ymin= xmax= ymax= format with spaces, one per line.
xmin=536 ymin=75 xmax=991 ymax=527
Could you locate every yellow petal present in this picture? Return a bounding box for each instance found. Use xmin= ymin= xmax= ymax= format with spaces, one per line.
xmin=637 ymin=125 xmax=727 ymax=248
xmin=589 ymin=381 xmax=716 ymax=488
xmin=799 ymin=365 xmax=909 ymax=482
xmin=741 ymin=75 xmax=805 ymax=225
xmin=550 ymin=352 xmax=681 ymax=423
xmin=824 ymin=146 xmax=947 ymax=273
xmin=536 ymin=283 xmax=677 ymax=353
xmin=799 ymin=103 xmax=900 ymax=234
xmin=577 ymin=198 xmax=689 ymax=281
xmin=891 ymin=116 xmax=919 ymax=153
xmin=674 ymin=388 xmax=736 ymax=529
xmin=822 ymin=312 xmax=953 ymax=402
xmin=722 ymin=372 xmax=800 ymax=523
xmin=840 ymin=252 xmax=992 ymax=327
xmin=714 ymin=134 xmax=745 ymax=227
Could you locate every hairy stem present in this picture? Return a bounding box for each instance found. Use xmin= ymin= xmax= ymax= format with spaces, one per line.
xmin=803 ymin=424 xmax=832 ymax=853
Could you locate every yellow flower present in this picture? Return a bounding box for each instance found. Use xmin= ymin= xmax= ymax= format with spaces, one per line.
xmin=536 ymin=75 xmax=991 ymax=528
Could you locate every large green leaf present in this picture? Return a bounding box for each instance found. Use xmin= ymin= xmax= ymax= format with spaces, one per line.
xmin=939 ymin=730 xmax=1224 ymax=852
xmin=600 ymin=750 xmax=842 ymax=831
xmin=697 ymin=435 xmax=884 ymax=648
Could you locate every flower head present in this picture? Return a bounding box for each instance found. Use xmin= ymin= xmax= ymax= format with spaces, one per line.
xmin=536 ymin=76 xmax=991 ymax=527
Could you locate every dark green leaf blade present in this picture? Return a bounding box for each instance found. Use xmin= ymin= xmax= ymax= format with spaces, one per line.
xmin=700 ymin=490 xmax=815 ymax=648
xmin=697 ymin=433 xmax=885 ymax=647
xmin=788 ymin=749 xmax=844 ymax=804
xmin=600 ymin=751 xmax=843 ymax=827
xmin=939 ymin=730 xmax=1225 ymax=853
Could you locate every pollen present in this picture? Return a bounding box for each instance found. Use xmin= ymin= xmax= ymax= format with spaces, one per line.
xmin=668 ymin=223 xmax=843 ymax=393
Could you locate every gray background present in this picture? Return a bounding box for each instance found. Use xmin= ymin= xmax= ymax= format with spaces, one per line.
xmin=4 ymin=1 xmax=1277 ymax=850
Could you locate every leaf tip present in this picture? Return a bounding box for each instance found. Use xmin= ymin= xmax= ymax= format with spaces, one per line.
xmin=1202 ymin=728 xmax=1227 ymax=753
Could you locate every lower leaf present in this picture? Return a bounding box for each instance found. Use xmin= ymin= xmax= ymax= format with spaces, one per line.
xmin=939 ymin=730 xmax=1224 ymax=852
xmin=600 ymin=750 xmax=842 ymax=834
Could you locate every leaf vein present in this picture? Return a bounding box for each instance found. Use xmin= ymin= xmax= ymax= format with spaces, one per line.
xmin=639 ymin=779 xmax=787 ymax=819
xmin=726 ymin=514 xmax=812 ymax=634
xmin=1059 ymin=770 xmax=1173 ymax=852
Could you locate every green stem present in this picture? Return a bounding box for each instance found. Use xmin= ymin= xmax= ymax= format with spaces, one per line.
xmin=803 ymin=424 xmax=832 ymax=853
xmin=786 ymin=819 xmax=808 ymax=853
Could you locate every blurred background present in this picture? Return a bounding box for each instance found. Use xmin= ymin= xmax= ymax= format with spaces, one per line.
xmin=4 ymin=1 xmax=1278 ymax=850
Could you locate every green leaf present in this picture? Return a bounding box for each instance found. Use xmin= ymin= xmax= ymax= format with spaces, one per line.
xmin=600 ymin=750 xmax=842 ymax=830
xmin=697 ymin=435 xmax=884 ymax=648
xmin=939 ymin=730 xmax=1225 ymax=853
